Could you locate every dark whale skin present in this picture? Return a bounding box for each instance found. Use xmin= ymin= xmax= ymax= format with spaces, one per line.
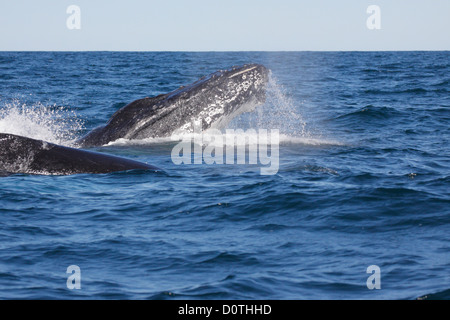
xmin=0 ymin=133 xmax=159 ymax=175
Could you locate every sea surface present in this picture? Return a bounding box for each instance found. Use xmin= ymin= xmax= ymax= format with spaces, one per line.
xmin=0 ymin=51 xmax=448 ymax=300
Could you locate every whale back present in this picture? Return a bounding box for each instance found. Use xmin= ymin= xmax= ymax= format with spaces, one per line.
xmin=0 ymin=133 xmax=158 ymax=175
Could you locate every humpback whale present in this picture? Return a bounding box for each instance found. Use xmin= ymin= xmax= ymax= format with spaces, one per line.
xmin=0 ymin=133 xmax=158 ymax=175
xmin=77 ymin=64 xmax=269 ymax=147
xmin=0 ymin=64 xmax=269 ymax=175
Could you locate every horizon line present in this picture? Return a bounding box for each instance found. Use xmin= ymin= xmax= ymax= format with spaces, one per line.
xmin=0 ymin=49 xmax=449 ymax=53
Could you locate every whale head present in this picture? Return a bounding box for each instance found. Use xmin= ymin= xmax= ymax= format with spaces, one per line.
xmin=77 ymin=64 xmax=270 ymax=147
xmin=172 ymin=63 xmax=270 ymax=134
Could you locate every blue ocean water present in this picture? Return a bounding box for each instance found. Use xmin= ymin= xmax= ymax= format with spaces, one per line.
xmin=0 ymin=51 xmax=449 ymax=300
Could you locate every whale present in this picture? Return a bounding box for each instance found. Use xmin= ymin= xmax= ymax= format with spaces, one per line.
xmin=77 ymin=64 xmax=269 ymax=147
xmin=0 ymin=64 xmax=269 ymax=175
xmin=0 ymin=133 xmax=159 ymax=175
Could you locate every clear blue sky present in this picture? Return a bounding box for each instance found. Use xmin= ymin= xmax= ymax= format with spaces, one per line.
xmin=0 ymin=0 xmax=448 ymax=51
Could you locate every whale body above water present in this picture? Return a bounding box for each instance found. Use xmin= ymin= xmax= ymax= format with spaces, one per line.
xmin=0 ymin=64 xmax=269 ymax=175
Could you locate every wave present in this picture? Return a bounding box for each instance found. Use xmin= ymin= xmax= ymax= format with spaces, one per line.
xmin=334 ymin=105 xmax=403 ymax=121
xmin=364 ymin=87 xmax=447 ymax=95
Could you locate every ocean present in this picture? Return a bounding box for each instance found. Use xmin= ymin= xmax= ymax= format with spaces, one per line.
xmin=0 ymin=51 xmax=448 ymax=299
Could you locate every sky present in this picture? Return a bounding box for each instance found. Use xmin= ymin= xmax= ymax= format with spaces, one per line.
xmin=0 ymin=0 xmax=449 ymax=51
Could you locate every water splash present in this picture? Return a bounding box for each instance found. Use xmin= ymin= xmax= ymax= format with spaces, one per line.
xmin=0 ymin=100 xmax=84 ymax=146
xmin=107 ymin=132 xmax=343 ymax=147
xmin=229 ymin=73 xmax=309 ymax=136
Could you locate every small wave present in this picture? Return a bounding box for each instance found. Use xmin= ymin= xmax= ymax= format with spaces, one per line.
xmin=278 ymin=134 xmax=344 ymax=146
xmin=0 ymin=100 xmax=84 ymax=146
xmin=0 ymin=74 xmax=15 ymax=80
xmin=431 ymin=79 xmax=449 ymax=87
xmin=334 ymin=105 xmax=402 ymax=121
xmin=364 ymin=87 xmax=434 ymax=95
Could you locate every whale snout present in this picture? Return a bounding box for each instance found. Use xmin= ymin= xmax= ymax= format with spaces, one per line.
xmin=227 ymin=64 xmax=269 ymax=101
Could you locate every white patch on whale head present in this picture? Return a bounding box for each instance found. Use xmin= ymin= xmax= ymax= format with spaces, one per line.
xmin=229 ymin=66 xmax=257 ymax=79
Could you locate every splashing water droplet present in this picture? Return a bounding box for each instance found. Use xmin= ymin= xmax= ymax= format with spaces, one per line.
xmin=228 ymin=73 xmax=309 ymax=136
xmin=0 ymin=100 xmax=84 ymax=147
